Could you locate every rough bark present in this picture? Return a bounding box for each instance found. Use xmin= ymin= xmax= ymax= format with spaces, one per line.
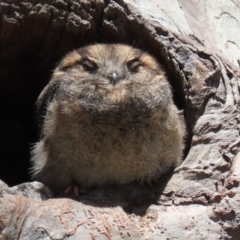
xmin=1 ymin=0 xmax=240 ymax=239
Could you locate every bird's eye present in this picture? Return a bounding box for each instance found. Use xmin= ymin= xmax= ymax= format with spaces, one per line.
xmin=127 ymin=58 xmax=141 ymax=72
xmin=81 ymin=59 xmax=98 ymax=72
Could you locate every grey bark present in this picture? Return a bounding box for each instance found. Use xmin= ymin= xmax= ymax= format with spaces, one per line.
xmin=0 ymin=0 xmax=240 ymax=239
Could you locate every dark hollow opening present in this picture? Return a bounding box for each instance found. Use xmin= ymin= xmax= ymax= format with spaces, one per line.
xmin=0 ymin=2 xmax=188 ymax=187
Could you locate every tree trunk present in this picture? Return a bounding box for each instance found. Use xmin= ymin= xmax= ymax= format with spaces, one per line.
xmin=0 ymin=0 xmax=240 ymax=239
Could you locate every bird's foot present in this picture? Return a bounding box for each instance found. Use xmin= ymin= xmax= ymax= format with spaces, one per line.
xmin=143 ymin=178 xmax=160 ymax=186
xmin=64 ymin=185 xmax=87 ymax=197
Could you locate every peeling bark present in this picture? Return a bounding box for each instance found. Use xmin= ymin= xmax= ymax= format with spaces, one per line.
xmin=0 ymin=0 xmax=240 ymax=239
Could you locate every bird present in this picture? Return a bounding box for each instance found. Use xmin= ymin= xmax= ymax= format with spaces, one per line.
xmin=30 ymin=43 xmax=185 ymax=195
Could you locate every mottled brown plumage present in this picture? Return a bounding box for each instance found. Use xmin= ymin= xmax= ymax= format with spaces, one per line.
xmin=31 ymin=44 xmax=185 ymax=194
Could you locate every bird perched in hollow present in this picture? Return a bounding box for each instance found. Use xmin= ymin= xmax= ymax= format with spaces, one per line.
xmin=31 ymin=44 xmax=185 ymax=195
